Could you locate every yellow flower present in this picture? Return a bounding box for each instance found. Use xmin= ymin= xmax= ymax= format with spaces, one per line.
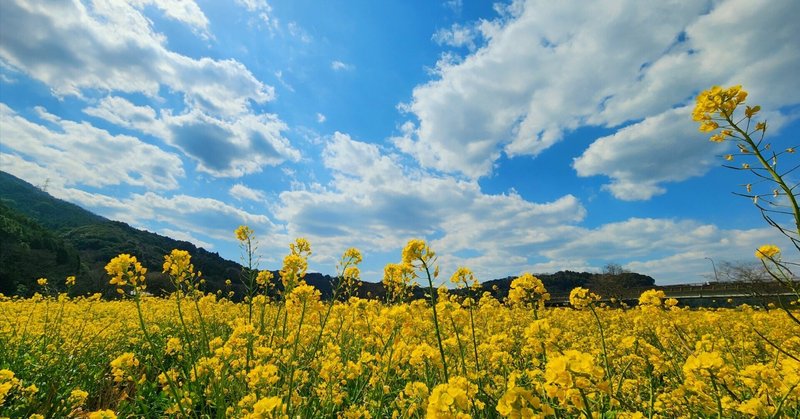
xmin=744 ymin=105 xmax=760 ymax=118
xmin=569 ymin=287 xmax=599 ymax=309
xmin=165 ymin=337 xmax=182 ymax=355
xmin=68 ymin=388 xmax=89 ymax=406
xmin=280 ymin=253 xmax=307 ymax=289
xmin=450 ymin=267 xmax=477 ymax=289
xmin=544 ymin=350 xmax=605 ymax=403
xmin=256 ymin=270 xmax=274 ymax=288
xmin=235 ymin=225 xmax=254 ymax=241
xmin=402 ymin=239 xmax=435 ymax=268
xmin=382 ymin=262 xmax=413 ymax=303
xmin=638 ymin=289 xmax=667 ymax=308
xmin=88 ymin=410 xmax=118 ymax=419
xmin=37 ymin=278 xmax=47 ymax=286
xmin=693 ymin=85 xmax=749 ymax=140
xmin=110 ymin=352 xmax=140 ymax=383
xmin=496 ymin=385 xmax=543 ymax=418
xmin=162 ymin=249 xmax=194 ymax=283
xmin=508 ymin=273 xmax=550 ymax=309
xmin=65 ymin=275 xmax=76 ymax=286
xmin=426 ymin=376 xmax=477 ymax=418
xmin=289 ymin=237 xmax=312 ymax=256
xmin=341 ymin=247 xmax=363 ymax=265
xmin=755 ymin=244 xmax=780 ymax=260
xmin=248 ymin=396 xmax=283 ymax=418
xmin=105 ymin=254 xmax=147 ymax=292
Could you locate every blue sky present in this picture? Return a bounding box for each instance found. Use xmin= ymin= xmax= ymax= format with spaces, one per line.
xmin=1 ymin=0 xmax=799 ymax=285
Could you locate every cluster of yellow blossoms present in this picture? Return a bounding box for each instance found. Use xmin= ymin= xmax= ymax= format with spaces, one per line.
xmin=1 ymin=236 xmax=799 ymax=417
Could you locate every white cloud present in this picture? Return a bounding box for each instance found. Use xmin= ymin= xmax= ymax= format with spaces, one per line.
xmin=400 ymin=0 xmax=800 ymax=185
xmin=573 ymin=106 xmax=796 ymax=201
xmin=316 ymin=113 xmax=326 ymax=123
xmin=0 ymin=103 xmax=184 ymax=190
xmin=161 ymin=228 xmax=215 ymax=250
xmin=59 ymin=188 xmax=278 ymax=244
xmin=130 ymin=0 xmax=212 ymax=39
xmin=162 ymin=110 xmax=299 ymax=177
xmin=274 ymin=132 xmax=587 ymax=279
xmin=0 ymin=1 xmax=273 ymax=116
xmin=331 ymin=60 xmax=353 ymax=71
xmin=83 ymin=96 xmax=169 ymax=139
xmin=84 ymin=96 xmax=300 ymax=177
xmin=235 ymin=0 xmax=270 ymax=12
xmin=432 ymin=23 xmax=478 ymax=50
xmin=230 ymin=183 xmax=267 ymax=202
xmin=271 ymin=132 xmax=796 ymax=284
xmin=573 ymin=107 xmax=717 ymax=200
xmin=443 ymin=0 xmax=462 ymax=13
xmin=287 ymin=22 xmax=312 ymax=43
xmin=534 ymin=218 xmax=797 ymax=284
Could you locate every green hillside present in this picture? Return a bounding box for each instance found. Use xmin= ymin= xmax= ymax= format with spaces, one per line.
xmin=0 ymin=171 xmax=657 ymax=300
xmin=0 ymin=172 xmax=246 ymax=296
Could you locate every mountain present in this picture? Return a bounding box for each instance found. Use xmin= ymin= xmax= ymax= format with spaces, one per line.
xmin=0 ymin=171 xmax=380 ymax=299
xmin=0 ymin=171 xmax=251 ymax=296
xmin=0 ymin=170 xmax=656 ymax=300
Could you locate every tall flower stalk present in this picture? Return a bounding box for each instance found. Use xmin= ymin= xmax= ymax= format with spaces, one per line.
xmin=693 ymin=85 xmax=800 ymax=320
xmin=402 ymin=239 xmax=449 ymax=381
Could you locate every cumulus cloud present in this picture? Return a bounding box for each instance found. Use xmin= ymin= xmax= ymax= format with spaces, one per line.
xmin=572 ymin=107 xmax=718 ymax=200
xmin=130 ymin=0 xmax=212 ymax=39
xmin=274 ymin=132 xmax=587 ymax=278
xmin=0 ymin=1 xmax=273 ymax=117
xmin=0 ymin=1 xmax=303 ymax=179
xmin=230 ymin=183 xmax=267 ymax=202
xmin=83 ymin=96 xmax=299 ymax=177
xmin=83 ymin=96 xmax=169 ymax=139
xmin=552 ymin=219 xmax=789 ymax=285
xmin=400 ymin=0 xmax=800 ymax=187
xmin=0 ymin=103 xmax=184 ymax=190
xmin=432 ymin=23 xmax=478 ymax=50
xmin=270 ymin=132 xmax=796 ymax=283
xmin=162 ymin=110 xmax=299 ymax=177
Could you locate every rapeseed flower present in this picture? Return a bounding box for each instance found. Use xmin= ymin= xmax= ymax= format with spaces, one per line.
xmin=569 ymin=287 xmax=599 ymax=309
xmin=755 ymin=244 xmax=780 ymax=260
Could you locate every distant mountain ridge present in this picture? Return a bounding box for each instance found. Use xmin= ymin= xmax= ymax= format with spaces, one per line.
xmin=0 ymin=170 xmax=655 ymax=299
xmin=0 ymin=171 xmax=273 ymax=296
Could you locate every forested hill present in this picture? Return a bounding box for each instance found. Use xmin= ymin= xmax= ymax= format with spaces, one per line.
xmin=0 ymin=171 xmax=250 ymax=296
xmin=0 ymin=171 xmax=655 ymax=299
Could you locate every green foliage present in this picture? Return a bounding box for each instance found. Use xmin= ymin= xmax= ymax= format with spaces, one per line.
xmin=0 ymin=172 xmax=241 ymax=296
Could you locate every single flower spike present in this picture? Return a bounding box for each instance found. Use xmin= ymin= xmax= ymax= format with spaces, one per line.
xmin=755 ymin=244 xmax=780 ymax=260
xmin=569 ymin=287 xmax=600 ymax=309
xmin=235 ymin=225 xmax=254 ymax=242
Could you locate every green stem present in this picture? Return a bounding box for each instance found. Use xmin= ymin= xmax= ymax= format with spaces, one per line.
xmin=422 ymin=260 xmax=449 ymax=382
xmin=728 ymin=115 xmax=800 ymax=236
xmin=135 ymin=296 xmax=186 ymax=416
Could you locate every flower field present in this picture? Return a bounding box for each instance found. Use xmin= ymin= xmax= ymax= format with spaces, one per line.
xmin=3 ymin=85 xmax=800 ymax=418
xmin=1 ymin=240 xmax=798 ymax=418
